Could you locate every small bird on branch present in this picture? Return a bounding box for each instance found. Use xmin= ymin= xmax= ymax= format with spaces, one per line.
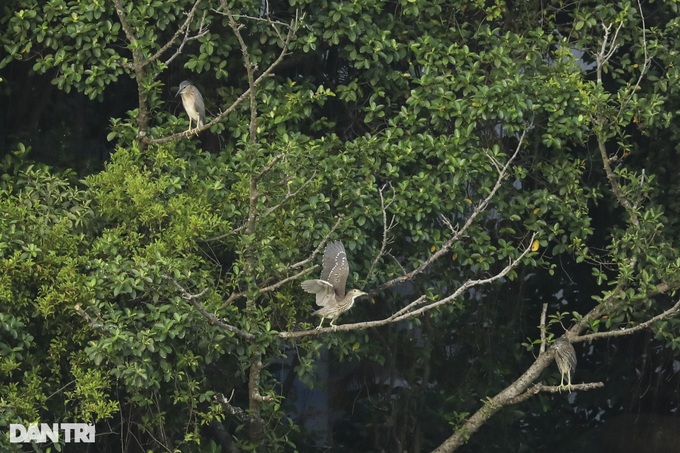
xmin=301 ymin=241 xmax=367 ymax=328
xmin=553 ymin=337 xmax=577 ymax=392
xmin=176 ymin=80 xmax=205 ymax=132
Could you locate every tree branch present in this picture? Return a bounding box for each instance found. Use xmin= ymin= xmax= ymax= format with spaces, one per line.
xmin=161 ymin=275 xmax=255 ymax=341
xmin=378 ymin=128 xmax=528 ymax=291
xmin=432 ymin=285 xmax=680 ymax=452
xmin=539 ymin=303 xmax=548 ymax=354
xmin=154 ymin=0 xmax=208 ymax=66
xmin=74 ymin=304 xmax=108 ymax=334
xmin=366 ymin=183 xmax=396 ymax=283
xmin=505 ymin=382 xmax=605 ymax=406
xmin=215 ymin=392 xmax=267 ymax=425
xmin=573 ymin=298 xmax=680 ymax=343
xmin=279 ymin=234 xmax=536 ymax=339
xmin=219 ymin=218 xmax=343 ymax=306
xmin=112 ymin=0 xmax=151 ymax=141
xmin=143 ymin=14 xmax=297 ymax=146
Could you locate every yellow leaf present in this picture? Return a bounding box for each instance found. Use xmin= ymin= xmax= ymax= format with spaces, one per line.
xmin=531 ymin=239 xmax=540 ymax=252
xmin=533 ymin=207 xmax=541 ymax=215
xmin=451 ymin=253 xmax=458 ymax=262
xmin=430 ymin=245 xmax=437 ymax=253
xmin=464 ymin=198 xmax=473 ymax=204
xmin=352 ymin=343 xmax=361 ymax=351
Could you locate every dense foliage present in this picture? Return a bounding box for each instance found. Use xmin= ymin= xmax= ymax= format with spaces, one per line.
xmin=2 ymin=0 xmax=680 ymax=452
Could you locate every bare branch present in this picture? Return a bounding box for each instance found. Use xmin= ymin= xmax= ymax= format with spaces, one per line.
xmin=259 ymin=171 xmax=317 ymax=216
xmin=220 ymin=217 xmax=344 ymax=306
xmin=366 ymin=183 xmax=397 ymax=283
xmin=539 ymin=303 xmax=548 ymax=354
xmin=161 ymin=275 xmax=255 ymax=340
xmin=254 ymin=154 xmax=285 ymax=182
xmin=618 ymin=1 xmax=652 ymax=119
xmin=378 ymin=129 xmax=528 ymax=291
xmin=144 ymin=14 xmax=297 ymax=146
xmin=112 ymin=0 xmax=152 ymax=136
xmin=595 ymin=21 xmax=624 ymax=84
xmin=285 ymin=217 xmax=345 ymax=271
xmin=573 ymin=298 xmax=680 ymax=343
xmin=112 ymin=0 xmax=139 ymax=56
xmin=279 ymin=233 xmax=536 ymax=339
xmin=596 ymin=129 xmax=639 ymax=227
xmin=206 ymin=168 xmax=321 ymax=243
xmin=505 ymin=382 xmax=605 ymax=406
xmin=152 ymin=0 xmax=208 ymax=66
xmin=390 ymin=234 xmax=535 ymax=323
xmin=255 ymin=267 xmax=317 ymax=296
xmin=388 ymin=295 xmax=428 ymax=320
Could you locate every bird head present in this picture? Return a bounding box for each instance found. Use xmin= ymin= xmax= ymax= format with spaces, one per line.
xmin=176 ymin=80 xmax=191 ymax=97
xmin=347 ymin=289 xmax=368 ymax=300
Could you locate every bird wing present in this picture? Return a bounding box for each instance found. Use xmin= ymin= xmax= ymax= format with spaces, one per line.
xmin=555 ymin=338 xmax=577 ymax=372
xmin=301 ymin=279 xmax=335 ymax=307
xmin=193 ymin=88 xmax=206 ymax=125
xmin=321 ymin=241 xmax=349 ymax=299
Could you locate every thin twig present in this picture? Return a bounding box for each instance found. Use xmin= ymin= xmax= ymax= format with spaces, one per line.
xmin=221 ymin=217 xmax=344 ymax=306
xmin=618 ymin=0 xmax=652 ymax=118
xmin=144 ymin=14 xmax=297 ymax=145
xmin=573 ymin=298 xmax=680 ymax=343
xmin=280 ymin=233 xmax=536 ymax=339
xmin=539 ymin=303 xmax=548 ymax=354
xmin=366 ymin=183 xmax=396 ymax=283
xmin=378 ymin=128 xmax=528 ymax=291
xmin=595 ymin=21 xmax=624 ymax=85
xmin=152 ymin=0 xmax=207 ymax=66
xmin=162 ymin=275 xmax=255 ymax=340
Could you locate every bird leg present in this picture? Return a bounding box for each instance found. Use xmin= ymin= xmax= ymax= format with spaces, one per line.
xmin=316 ymin=318 xmax=326 ymax=330
xmin=558 ymin=371 xmax=574 ymax=393
xmin=565 ymin=371 xmax=573 ymax=392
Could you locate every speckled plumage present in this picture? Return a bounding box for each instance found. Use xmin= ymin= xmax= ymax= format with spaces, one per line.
xmin=553 ymin=337 xmax=577 ymax=391
xmin=301 ymin=241 xmax=366 ymax=328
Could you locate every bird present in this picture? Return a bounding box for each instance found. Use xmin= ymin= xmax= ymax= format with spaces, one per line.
xmin=301 ymin=241 xmax=367 ymax=329
xmin=176 ymin=80 xmax=205 ymax=132
xmin=553 ymin=337 xmax=577 ymax=392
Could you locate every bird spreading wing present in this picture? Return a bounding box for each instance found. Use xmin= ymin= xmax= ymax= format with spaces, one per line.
xmin=320 ymin=241 xmax=349 ymax=299
xmin=301 ymin=240 xmax=366 ymax=328
xmin=300 ymin=279 xmax=335 ymax=308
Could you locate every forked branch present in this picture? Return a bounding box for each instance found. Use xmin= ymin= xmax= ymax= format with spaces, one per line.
xmin=378 ymin=129 xmax=528 ymax=291
xmin=145 ymin=10 xmax=298 ymax=145
xmin=279 ymin=233 xmax=536 ymax=339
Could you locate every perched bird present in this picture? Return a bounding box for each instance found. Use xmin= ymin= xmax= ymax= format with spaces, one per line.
xmin=301 ymin=241 xmax=367 ymax=328
xmin=176 ymin=80 xmax=205 ymax=131
xmin=553 ymin=337 xmax=577 ymax=392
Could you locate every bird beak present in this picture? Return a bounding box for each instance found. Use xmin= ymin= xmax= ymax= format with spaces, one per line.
xmin=175 ymin=89 xmax=181 ymax=97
